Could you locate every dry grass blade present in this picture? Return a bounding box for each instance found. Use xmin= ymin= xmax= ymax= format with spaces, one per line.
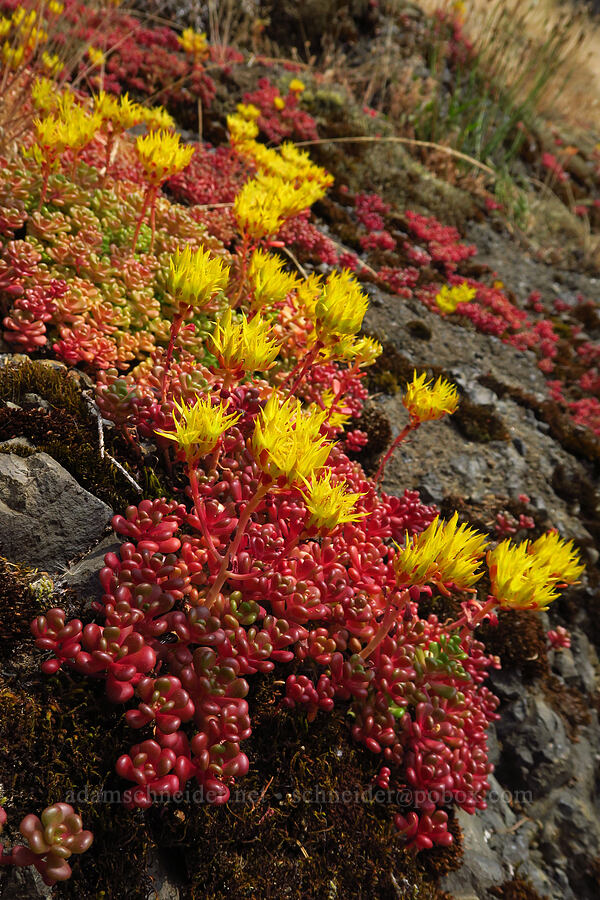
xmin=417 ymin=0 xmax=600 ymax=131
xmin=296 ymin=134 xmax=496 ymax=177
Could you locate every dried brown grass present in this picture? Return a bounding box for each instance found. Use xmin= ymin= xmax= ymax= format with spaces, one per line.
xmin=416 ymin=0 xmax=600 ymax=134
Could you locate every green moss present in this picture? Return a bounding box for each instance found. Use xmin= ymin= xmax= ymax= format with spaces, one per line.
xmin=0 ymin=558 xmax=53 ymax=652
xmin=0 ymin=359 xmax=168 ymax=508
xmin=365 ymin=339 xmax=414 ymax=396
xmin=451 ymin=397 xmax=509 ymax=443
xmin=144 ymin=675 xmax=455 ymax=900
xmin=491 ymin=878 xmax=549 ymax=900
xmin=479 ymin=610 xmax=548 ymax=683
xmin=0 ymin=678 xmax=154 ymax=899
xmin=405 ymin=320 xmax=432 ymax=341
xmin=348 ymin=404 xmax=392 ymax=476
xmin=0 ymin=441 xmax=36 ymax=457
xmin=0 ymin=358 xmax=88 ymax=419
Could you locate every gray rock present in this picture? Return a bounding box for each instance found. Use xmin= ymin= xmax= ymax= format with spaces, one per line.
xmin=0 ymin=866 xmax=53 ymax=899
xmin=55 ymin=535 xmax=122 ymax=607
xmin=145 ymin=857 xmax=181 ymax=900
xmin=495 ymin=693 xmax=571 ymax=796
xmin=0 ymin=452 xmax=112 ymax=572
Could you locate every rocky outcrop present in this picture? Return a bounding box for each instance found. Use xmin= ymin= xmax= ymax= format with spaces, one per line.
xmin=0 ymin=451 xmax=112 ymax=573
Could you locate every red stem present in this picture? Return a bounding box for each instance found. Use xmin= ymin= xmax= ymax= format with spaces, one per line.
xmin=161 ymin=308 xmax=186 ymax=402
xmin=232 ymin=231 xmax=251 ymax=308
xmin=38 ymin=165 xmax=50 ymax=210
xmin=448 ymin=595 xmax=498 ymax=637
xmin=102 ymin=131 xmax=115 ymax=186
xmin=149 ymin=189 xmax=158 ymax=254
xmin=204 ymin=484 xmax=268 ymax=609
xmin=188 ymin=464 xmax=222 ymax=563
xmin=283 ymin=343 xmax=321 ymax=400
xmin=374 ymin=421 xmax=418 ymax=484
xmin=359 ymin=589 xmax=409 ymax=660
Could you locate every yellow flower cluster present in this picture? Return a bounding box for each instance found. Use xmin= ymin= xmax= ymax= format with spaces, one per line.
xmin=302 ymin=470 xmax=365 ymax=532
xmin=248 ymin=250 xmax=299 ymax=311
xmin=178 ymin=27 xmax=208 ymax=58
xmin=26 ymin=93 xmax=103 ymax=168
xmin=0 ymin=4 xmax=65 ymax=70
xmin=87 ymin=45 xmax=105 ymax=67
xmin=295 ymin=273 xmax=324 ymax=317
xmin=227 ymin=113 xmax=259 ymax=148
xmin=393 ymin=512 xmax=583 ymax=611
xmin=210 ymin=309 xmax=282 ymax=375
xmin=136 ymin=129 xmax=195 ymax=186
xmin=228 ymin=108 xmax=332 ymax=242
xmin=246 ymin=141 xmax=333 ymax=190
xmin=314 ymin=270 xmax=370 ymax=341
xmin=487 ymin=532 xmax=583 ymax=610
xmin=435 ymin=282 xmax=477 ymax=314
xmin=2 ymin=42 xmax=24 ymax=69
xmin=402 ymin=371 xmax=459 ymax=424
xmin=95 ymin=92 xmax=143 ymax=133
xmin=41 ymin=51 xmax=63 ymax=76
xmin=155 ymin=396 xmax=241 ymax=464
xmin=12 ymin=8 xmax=37 ymax=29
xmin=487 ymin=541 xmax=555 ymax=611
xmin=237 ymin=102 xmax=261 ymax=121
xmin=527 ymin=531 xmax=584 ymax=584
xmin=251 ymin=393 xmax=332 ymax=488
xmin=289 ymin=78 xmax=305 ymax=93
xmin=30 ymin=115 xmax=67 ymax=162
xmin=142 ymin=106 xmax=176 ymax=132
xmin=62 ymin=105 xmax=103 ymax=154
xmin=234 ymin=172 xmax=326 ymax=240
xmin=321 ymin=333 xmax=382 ymax=368
xmin=32 ymin=76 xmax=68 ymax=112
xmin=168 ymin=246 xmax=229 ymax=309
xmin=351 ymin=335 xmax=383 ymax=367
xmin=393 ymin=512 xmax=489 ymax=592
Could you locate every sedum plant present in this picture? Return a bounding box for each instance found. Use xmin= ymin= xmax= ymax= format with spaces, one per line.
xmin=0 ymin=803 xmax=92 ymax=886
xmin=0 ymin=10 xmax=586 ymax=858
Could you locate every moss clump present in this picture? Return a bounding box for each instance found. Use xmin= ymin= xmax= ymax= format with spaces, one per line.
xmin=451 ymin=397 xmax=510 ymax=443
xmin=0 ymin=558 xmax=52 ymax=656
xmin=479 ymin=610 xmax=548 ymax=683
xmin=542 ymin=675 xmax=591 ymax=742
xmin=0 ymin=359 xmax=87 ymax=416
xmin=405 ymin=320 xmax=432 ymax=341
xmin=491 ymin=878 xmax=549 ymax=900
xmin=0 ymin=679 xmax=154 ymax=900
xmin=365 ymin=340 xmax=414 ymax=396
xmin=348 ymin=404 xmax=392 ymax=476
xmin=146 ymin=675 xmax=452 ymax=900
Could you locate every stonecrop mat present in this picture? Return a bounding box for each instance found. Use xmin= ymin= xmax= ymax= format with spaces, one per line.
xmin=0 ymin=0 xmax=594 ymax=895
